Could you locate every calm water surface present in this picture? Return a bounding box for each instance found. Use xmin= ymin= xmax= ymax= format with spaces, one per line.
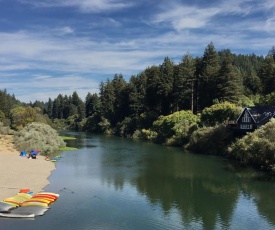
xmin=1 ymin=132 xmax=275 ymax=230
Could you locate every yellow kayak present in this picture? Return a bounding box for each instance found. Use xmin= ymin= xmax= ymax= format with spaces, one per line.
xmin=21 ymin=202 xmax=49 ymax=207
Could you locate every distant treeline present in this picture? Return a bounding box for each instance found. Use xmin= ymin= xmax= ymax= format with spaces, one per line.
xmin=1 ymin=42 xmax=275 ymax=172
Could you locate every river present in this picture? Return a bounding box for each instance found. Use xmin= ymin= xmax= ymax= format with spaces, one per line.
xmin=1 ymin=132 xmax=275 ymax=230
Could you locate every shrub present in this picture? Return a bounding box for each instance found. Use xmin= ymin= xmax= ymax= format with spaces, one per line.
xmin=228 ymin=118 xmax=275 ymax=172
xmin=140 ymin=129 xmax=158 ymax=141
xmin=152 ymin=110 xmax=200 ymax=145
xmin=115 ymin=117 xmax=135 ymax=137
xmin=0 ymin=122 xmax=11 ymax=135
xmin=201 ymin=102 xmax=238 ymax=126
xmin=186 ymin=124 xmax=234 ymax=155
xmin=14 ymin=122 xmax=66 ymax=155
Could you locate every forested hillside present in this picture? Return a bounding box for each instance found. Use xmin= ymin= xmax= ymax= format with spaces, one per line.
xmin=1 ymin=42 xmax=275 ymax=172
xmin=1 ymin=43 xmax=275 ymax=134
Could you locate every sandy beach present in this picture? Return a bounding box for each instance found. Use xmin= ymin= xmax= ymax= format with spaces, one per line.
xmin=0 ymin=135 xmax=56 ymax=201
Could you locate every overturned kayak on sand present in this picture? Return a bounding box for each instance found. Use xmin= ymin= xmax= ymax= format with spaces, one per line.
xmin=0 ymin=190 xmax=59 ymax=218
xmin=0 ymin=212 xmax=35 ymax=218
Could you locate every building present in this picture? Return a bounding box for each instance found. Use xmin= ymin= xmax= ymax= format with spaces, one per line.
xmin=229 ymin=106 xmax=275 ymax=134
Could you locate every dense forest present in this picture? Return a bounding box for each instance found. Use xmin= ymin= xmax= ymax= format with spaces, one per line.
xmin=1 ymin=42 xmax=275 ymax=172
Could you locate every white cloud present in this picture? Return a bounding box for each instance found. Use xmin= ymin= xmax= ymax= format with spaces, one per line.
xmin=1 ymin=74 xmax=99 ymax=102
xmin=18 ymin=0 xmax=134 ymax=12
xmin=152 ymin=5 xmax=219 ymax=30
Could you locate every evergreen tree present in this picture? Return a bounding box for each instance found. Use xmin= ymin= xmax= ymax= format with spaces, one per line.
xmin=159 ymin=57 xmax=174 ymax=115
xmin=111 ymin=74 xmax=129 ymax=122
xmin=71 ymin=91 xmax=85 ymax=120
xmin=198 ymin=42 xmax=220 ymax=110
xmin=174 ymin=53 xmax=196 ymax=112
xmin=144 ymin=66 xmax=162 ymax=114
xmin=47 ymin=98 xmax=53 ymax=118
xmin=128 ymin=73 xmax=147 ymax=118
xmin=216 ymin=51 xmax=242 ymax=103
xmin=52 ymin=97 xmax=60 ymax=119
xmin=85 ymin=93 xmax=101 ymax=117
xmin=100 ymin=80 xmax=115 ymax=124
xmin=243 ymin=69 xmax=262 ymax=95
xmin=259 ymin=53 xmax=275 ymax=95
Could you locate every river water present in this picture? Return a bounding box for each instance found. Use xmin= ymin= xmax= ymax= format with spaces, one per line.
xmin=1 ymin=132 xmax=275 ymax=230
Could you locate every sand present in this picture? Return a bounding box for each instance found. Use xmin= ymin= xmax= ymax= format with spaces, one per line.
xmin=0 ymin=135 xmax=56 ymax=201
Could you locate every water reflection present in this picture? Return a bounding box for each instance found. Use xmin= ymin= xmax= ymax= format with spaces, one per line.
xmin=62 ymin=132 xmax=275 ymax=229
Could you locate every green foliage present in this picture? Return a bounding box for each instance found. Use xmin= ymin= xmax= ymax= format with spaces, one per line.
xmin=258 ymin=92 xmax=275 ymax=106
xmin=186 ymin=125 xmax=234 ymax=155
xmin=98 ymin=117 xmax=112 ymax=134
xmin=0 ymin=122 xmax=11 ymax=135
xmin=152 ymin=110 xmax=200 ymax=145
xmin=10 ymin=106 xmax=36 ymax=130
xmin=201 ymin=102 xmax=238 ymax=126
xmin=60 ymin=136 xmax=77 ymax=140
xmin=115 ymin=117 xmax=135 ymax=137
xmin=0 ymin=110 xmax=5 ymax=122
xmin=216 ymin=51 xmax=242 ymax=103
xmin=140 ymin=129 xmax=158 ymax=141
xmin=139 ymin=111 xmax=159 ymax=129
xmin=84 ymin=114 xmax=102 ymax=132
xmin=14 ymin=122 xmax=66 ymax=155
xmin=228 ymin=118 xmax=275 ymax=172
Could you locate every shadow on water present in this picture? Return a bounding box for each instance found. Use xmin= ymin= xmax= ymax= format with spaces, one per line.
xmin=66 ymin=132 xmax=275 ymax=230
xmin=10 ymin=132 xmax=271 ymax=230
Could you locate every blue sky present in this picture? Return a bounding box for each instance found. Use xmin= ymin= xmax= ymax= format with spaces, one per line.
xmin=0 ymin=0 xmax=275 ymax=102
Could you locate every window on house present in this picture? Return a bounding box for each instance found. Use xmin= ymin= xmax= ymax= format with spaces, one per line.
xmin=242 ymin=111 xmax=251 ymax=122
xmin=240 ymin=124 xmax=252 ymax=129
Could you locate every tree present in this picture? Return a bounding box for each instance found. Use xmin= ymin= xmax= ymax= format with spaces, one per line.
xmin=100 ymin=79 xmax=115 ymax=124
xmin=174 ymin=53 xmax=196 ymax=112
xmin=10 ymin=106 xmax=36 ymax=130
xmin=128 ymin=73 xmax=147 ymax=119
xmin=47 ymin=98 xmax=53 ymax=118
xmin=259 ymin=53 xmax=275 ymax=95
xmin=198 ymin=42 xmax=220 ymax=109
xmin=158 ymin=57 xmax=174 ymax=115
xmin=85 ymin=93 xmax=101 ymax=117
xmin=216 ymin=51 xmax=242 ymax=103
xmin=144 ymin=66 xmax=162 ymax=113
xmin=71 ymin=91 xmax=86 ymax=120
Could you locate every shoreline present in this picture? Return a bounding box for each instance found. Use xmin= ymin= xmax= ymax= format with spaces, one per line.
xmin=0 ymin=135 xmax=56 ymax=201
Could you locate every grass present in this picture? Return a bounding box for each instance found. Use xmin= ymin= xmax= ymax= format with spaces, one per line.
xmin=59 ymin=146 xmax=78 ymax=151
xmin=60 ymin=136 xmax=77 ymax=140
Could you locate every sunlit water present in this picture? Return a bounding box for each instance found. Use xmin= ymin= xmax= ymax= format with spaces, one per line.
xmin=1 ymin=132 xmax=275 ymax=230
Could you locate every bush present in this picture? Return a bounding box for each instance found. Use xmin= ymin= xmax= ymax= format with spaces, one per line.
xmin=152 ymin=110 xmax=200 ymax=145
xmin=115 ymin=117 xmax=135 ymax=137
xmin=0 ymin=122 xmax=11 ymax=135
xmin=140 ymin=129 xmax=158 ymax=141
xmin=228 ymin=118 xmax=275 ymax=172
xmin=186 ymin=124 xmax=234 ymax=155
xmin=14 ymin=122 xmax=66 ymax=155
xmin=201 ymin=102 xmax=238 ymax=126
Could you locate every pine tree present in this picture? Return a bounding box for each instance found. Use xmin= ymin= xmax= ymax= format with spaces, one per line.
xmin=259 ymin=50 xmax=275 ymax=95
xmin=47 ymin=98 xmax=53 ymax=118
xmin=100 ymin=80 xmax=115 ymax=123
xmin=159 ymin=57 xmax=174 ymax=115
xmin=216 ymin=52 xmax=242 ymax=103
xmin=198 ymin=42 xmax=220 ymax=109
xmin=174 ymin=53 xmax=196 ymax=112
xmin=128 ymin=73 xmax=147 ymax=118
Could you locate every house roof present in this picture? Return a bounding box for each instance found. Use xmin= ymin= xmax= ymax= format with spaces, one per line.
xmin=244 ymin=106 xmax=275 ymax=123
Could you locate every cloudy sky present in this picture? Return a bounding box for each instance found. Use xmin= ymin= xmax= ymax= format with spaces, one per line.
xmin=0 ymin=0 xmax=274 ymax=102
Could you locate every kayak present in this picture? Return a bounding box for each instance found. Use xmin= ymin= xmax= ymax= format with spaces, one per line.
xmin=0 ymin=213 xmax=35 ymax=218
xmin=21 ymin=202 xmax=48 ymax=207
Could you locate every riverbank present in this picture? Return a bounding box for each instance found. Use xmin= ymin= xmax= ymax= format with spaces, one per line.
xmin=0 ymin=135 xmax=55 ymax=201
